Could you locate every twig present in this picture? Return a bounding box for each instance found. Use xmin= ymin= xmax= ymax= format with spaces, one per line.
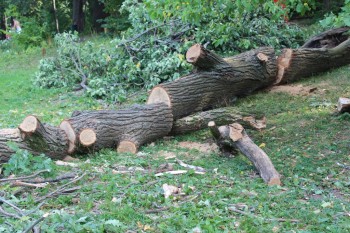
xmin=11 ymin=181 xmax=48 ymax=188
xmin=228 ymin=207 xmax=299 ymax=223
xmin=35 ymin=173 xmax=86 ymax=203
xmin=0 ymin=206 xmax=21 ymax=219
xmin=0 ymin=197 xmax=24 ymax=216
xmin=337 ymin=162 xmax=350 ymax=170
xmin=176 ymin=158 xmax=206 ymax=173
xmin=27 ymin=172 xmax=76 ymax=184
xmin=0 ymin=170 xmax=50 ymax=183
xmin=145 ymin=206 xmax=170 ymax=214
xmin=22 ymin=213 xmax=49 ymax=233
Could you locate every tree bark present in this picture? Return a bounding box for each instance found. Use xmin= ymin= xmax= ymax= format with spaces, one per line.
xmin=52 ymin=0 xmax=60 ymax=33
xmin=19 ymin=116 xmax=69 ymax=160
xmin=0 ymin=129 xmax=32 ymax=163
xmin=171 ymin=107 xmax=266 ymax=135
xmin=275 ymin=38 xmax=350 ymax=84
xmin=72 ymin=0 xmax=85 ymax=32
xmin=147 ymin=45 xmax=277 ymax=119
xmin=60 ymin=103 xmax=173 ymax=154
xmin=209 ymin=122 xmax=281 ymax=185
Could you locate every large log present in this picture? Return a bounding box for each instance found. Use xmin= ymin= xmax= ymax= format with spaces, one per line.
xmin=276 ymin=38 xmax=350 ymax=84
xmin=59 ymin=103 xmax=173 ymax=154
xmin=147 ymin=45 xmax=277 ymax=119
xmin=209 ymin=122 xmax=281 ymax=185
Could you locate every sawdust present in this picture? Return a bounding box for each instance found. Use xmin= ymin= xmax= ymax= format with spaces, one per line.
xmin=268 ymin=84 xmax=318 ymax=96
xmin=178 ymin=141 xmax=218 ymax=153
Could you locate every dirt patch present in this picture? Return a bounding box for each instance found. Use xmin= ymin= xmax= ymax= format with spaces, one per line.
xmin=268 ymin=84 xmax=318 ymax=96
xmin=178 ymin=141 xmax=218 ymax=153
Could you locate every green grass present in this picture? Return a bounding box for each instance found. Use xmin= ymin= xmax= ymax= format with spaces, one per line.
xmin=0 ymin=48 xmax=349 ymax=232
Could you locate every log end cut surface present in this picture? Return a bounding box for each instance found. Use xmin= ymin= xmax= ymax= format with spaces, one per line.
xmin=19 ymin=115 xmax=38 ymax=133
xmin=79 ymin=129 xmax=96 ymax=146
xmin=147 ymin=86 xmax=171 ymax=107
xmin=60 ymin=120 xmax=76 ymax=153
xmin=186 ymin=44 xmax=201 ymax=63
xmin=117 ymin=141 xmax=137 ymax=154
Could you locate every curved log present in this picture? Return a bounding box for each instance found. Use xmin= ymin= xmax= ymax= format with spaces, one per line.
xmin=148 ymin=45 xmax=277 ymax=119
xmin=209 ymin=122 xmax=281 ymax=185
xmin=301 ymin=26 xmax=349 ymax=49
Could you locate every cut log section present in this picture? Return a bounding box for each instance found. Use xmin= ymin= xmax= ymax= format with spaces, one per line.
xmin=275 ymin=37 xmax=350 ymax=84
xmin=18 ymin=115 xmax=69 ymax=160
xmin=209 ymin=121 xmax=281 ymax=185
xmin=171 ymin=107 xmax=266 ymax=135
xmin=59 ymin=103 xmax=173 ymax=154
xmin=337 ymin=97 xmax=350 ymax=113
xmin=148 ymin=45 xmax=277 ymax=119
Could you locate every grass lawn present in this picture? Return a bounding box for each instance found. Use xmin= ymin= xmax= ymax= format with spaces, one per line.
xmin=0 ymin=48 xmax=349 ymax=232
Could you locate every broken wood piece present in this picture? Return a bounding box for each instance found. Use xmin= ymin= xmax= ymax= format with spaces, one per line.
xmin=176 ymin=158 xmax=206 ymax=173
xmin=162 ymin=183 xmax=180 ymax=198
xmin=301 ymin=26 xmax=349 ymax=49
xmin=79 ymin=129 xmax=96 ymax=147
xmin=337 ymin=97 xmax=350 ymax=113
xmin=209 ymin=122 xmax=281 ymax=185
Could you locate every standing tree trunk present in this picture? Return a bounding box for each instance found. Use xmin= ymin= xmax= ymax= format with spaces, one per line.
xmin=72 ymin=0 xmax=85 ymax=32
xmin=89 ymin=0 xmax=108 ymax=33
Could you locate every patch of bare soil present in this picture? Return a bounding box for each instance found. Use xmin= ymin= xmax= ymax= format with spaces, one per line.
xmin=177 ymin=141 xmax=218 ymax=153
xmin=268 ymin=84 xmax=328 ymax=96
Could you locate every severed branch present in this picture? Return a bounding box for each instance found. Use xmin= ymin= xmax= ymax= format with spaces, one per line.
xmin=209 ymin=121 xmax=281 ymax=185
xmin=23 ymin=213 xmax=49 ymax=233
xmin=0 ymin=170 xmax=49 ymax=183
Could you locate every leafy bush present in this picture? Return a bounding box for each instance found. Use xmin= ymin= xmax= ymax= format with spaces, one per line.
xmin=35 ymin=0 xmax=308 ymax=102
xmin=2 ymin=144 xmax=55 ymax=176
xmin=320 ymin=0 xmax=350 ymax=27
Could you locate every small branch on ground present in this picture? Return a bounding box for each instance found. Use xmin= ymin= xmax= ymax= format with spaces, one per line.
xmin=22 ymin=213 xmax=49 ymax=233
xmin=34 ymin=173 xmax=86 ymax=203
xmin=0 ymin=170 xmax=50 ymax=183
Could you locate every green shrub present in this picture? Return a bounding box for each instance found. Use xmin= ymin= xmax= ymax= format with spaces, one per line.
xmin=320 ymin=0 xmax=350 ymax=27
xmin=34 ymin=0 xmax=308 ymax=103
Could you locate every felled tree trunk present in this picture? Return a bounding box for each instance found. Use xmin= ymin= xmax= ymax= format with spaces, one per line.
xmin=337 ymin=97 xmax=350 ymax=113
xmin=0 ymin=116 xmax=70 ymax=163
xmin=171 ymin=107 xmax=266 ymax=135
xmin=209 ymin=122 xmax=281 ymax=185
xmin=276 ymin=38 xmax=350 ymax=84
xmin=147 ymin=45 xmax=277 ymax=119
xmin=59 ymin=103 xmax=173 ymax=154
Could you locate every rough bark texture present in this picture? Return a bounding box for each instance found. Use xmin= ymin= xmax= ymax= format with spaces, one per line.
xmin=18 ymin=116 xmax=69 ymax=160
xmin=171 ymin=107 xmax=265 ymax=135
xmin=148 ymin=45 xmax=277 ymax=119
xmin=60 ymin=103 xmax=173 ymax=154
xmin=337 ymin=97 xmax=350 ymax=113
xmin=276 ymin=38 xmax=350 ymax=84
xmin=209 ymin=122 xmax=281 ymax=185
